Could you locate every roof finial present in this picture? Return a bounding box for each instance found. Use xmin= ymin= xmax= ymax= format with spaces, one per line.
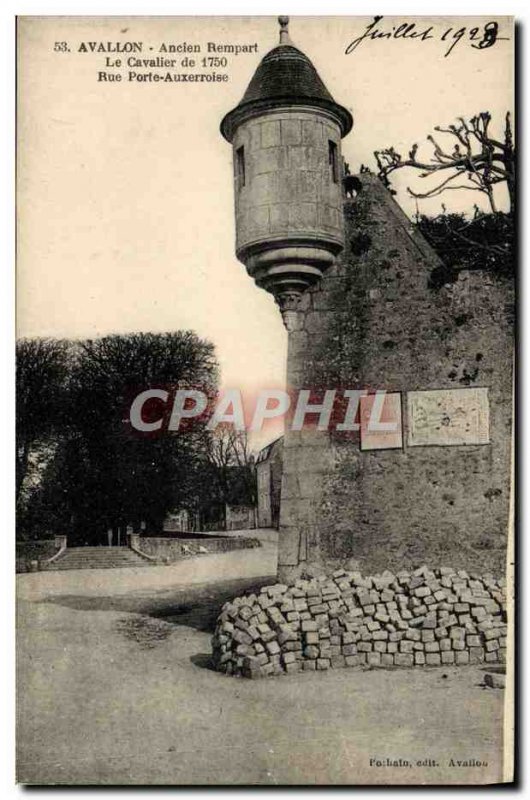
xmin=278 ymin=15 xmax=290 ymax=44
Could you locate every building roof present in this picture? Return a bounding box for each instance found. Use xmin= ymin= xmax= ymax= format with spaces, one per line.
xmin=220 ymin=20 xmax=353 ymax=142
xmin=255 ymin=435 xmax=284 ymax=465
xmin=240 ymin=45 xmax=335 ymax=107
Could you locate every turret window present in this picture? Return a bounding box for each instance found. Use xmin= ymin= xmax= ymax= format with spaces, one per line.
xmin=328 ymin=140 xmax=338 ymax=183
xmin=236 ymin=145 xmax=246 ymax=189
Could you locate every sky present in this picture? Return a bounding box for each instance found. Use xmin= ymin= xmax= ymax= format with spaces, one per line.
xmin=17 ymin=15 xmax=514 ymax=445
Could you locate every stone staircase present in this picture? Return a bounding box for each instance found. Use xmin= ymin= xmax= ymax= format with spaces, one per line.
xmin=43 ymin=546 xmax=153 ymax=571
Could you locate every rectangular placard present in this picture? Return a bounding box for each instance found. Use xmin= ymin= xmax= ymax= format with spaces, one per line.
xmin=407 ymin=388 xmax=490 ymax=447
xmin=360 ymin=392 xmax=403 ymax=450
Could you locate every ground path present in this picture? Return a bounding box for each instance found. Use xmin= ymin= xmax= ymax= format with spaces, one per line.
xmin=17 ymin=534 xmax=506 ymax=785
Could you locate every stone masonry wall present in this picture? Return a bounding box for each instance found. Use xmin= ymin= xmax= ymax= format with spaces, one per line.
xmin=16 ymin=539 xmax=59 ymax=573
xmin=212 ymin=565 xmax=507 ymax=678
xmin=270 ymin=439 xmax=283 ymax=529
xmin=233 ymin=110 xmax=344 ymax=254
xmin=137 ymin=535 xmax=261 ymax=561
xmin=277 ymin=174 xmax=514 ymax=583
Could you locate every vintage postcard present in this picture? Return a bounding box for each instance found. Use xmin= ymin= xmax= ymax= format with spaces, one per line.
xmin=16 ymin=14 xmax=514 ymax=785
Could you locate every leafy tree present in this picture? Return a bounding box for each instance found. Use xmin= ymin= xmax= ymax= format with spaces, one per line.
xmin=16 ymin=338 xmax=72 ymax=503
xmin=416 ymin=208 xmax=514 ymax=287
xmin=66 ymin=331 xmax=218 ymax=540
xmin=17 ymin=331 xmax=219 ymax=543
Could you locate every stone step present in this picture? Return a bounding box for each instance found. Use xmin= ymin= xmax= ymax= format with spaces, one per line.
xmin=59 ymin=547 xmax=138 ymax=553
xmin=53 ymin=558 xmax=147 ymax=564
xmin=53 ymin=560 xmax=148 ymax=566
xmin=55 ymin=555 xmax=145 ymax=561
xmin=43 ymin=546 xmax=153 ymax=570
xmin=51 ymin=563 xmax=152 ymax=570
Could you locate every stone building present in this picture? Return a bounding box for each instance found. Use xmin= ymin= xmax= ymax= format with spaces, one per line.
xmin=255 ymin=436 xmax=284 ymax=528
xmin=225 ymin=503 xmax=256 ymax=531
xmin=164 ymin=509 xmax=195 ymax=533
xmin=221 ymin=18 xmax=514 ymax=583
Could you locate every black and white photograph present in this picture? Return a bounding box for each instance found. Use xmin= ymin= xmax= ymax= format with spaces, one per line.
xmin=14 ymin=12 xmax=515 ymax=786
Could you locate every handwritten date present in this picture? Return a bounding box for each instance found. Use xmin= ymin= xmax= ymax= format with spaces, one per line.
xmin=345 ymin=16 xmax=508 ymax=58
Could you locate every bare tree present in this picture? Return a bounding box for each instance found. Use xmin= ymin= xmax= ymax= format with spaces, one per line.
xmin=206 ymin=427 xmax=256 ymax=520
xmin=375 ymin=111 xmax=515 ymax=214
xmin=206 ymin=427 xmax=253 ymax=481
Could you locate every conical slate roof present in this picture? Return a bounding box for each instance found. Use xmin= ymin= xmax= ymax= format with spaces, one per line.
xmin=220 ymin=25 xmax=353 ymax=142
xmin=241 ymin=44 xmax=335 ymax=106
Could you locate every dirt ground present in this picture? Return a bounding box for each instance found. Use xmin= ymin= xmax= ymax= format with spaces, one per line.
xmin=17 ymin=537 xmax=507 ymax=785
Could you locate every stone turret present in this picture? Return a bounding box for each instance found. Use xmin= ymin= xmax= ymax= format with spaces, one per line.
xmin=221 ymin=16 xmax=353 ymax=329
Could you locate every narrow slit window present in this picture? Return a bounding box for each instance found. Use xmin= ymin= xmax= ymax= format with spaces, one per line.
xmin=328 ymin=140 xmax=338 ymax=183
xmin=236 ymin=145 xmax=246 ymax=189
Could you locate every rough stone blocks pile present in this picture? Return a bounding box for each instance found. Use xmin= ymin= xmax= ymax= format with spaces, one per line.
xmin=211 ymin=566 xmax=507 ymax=678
